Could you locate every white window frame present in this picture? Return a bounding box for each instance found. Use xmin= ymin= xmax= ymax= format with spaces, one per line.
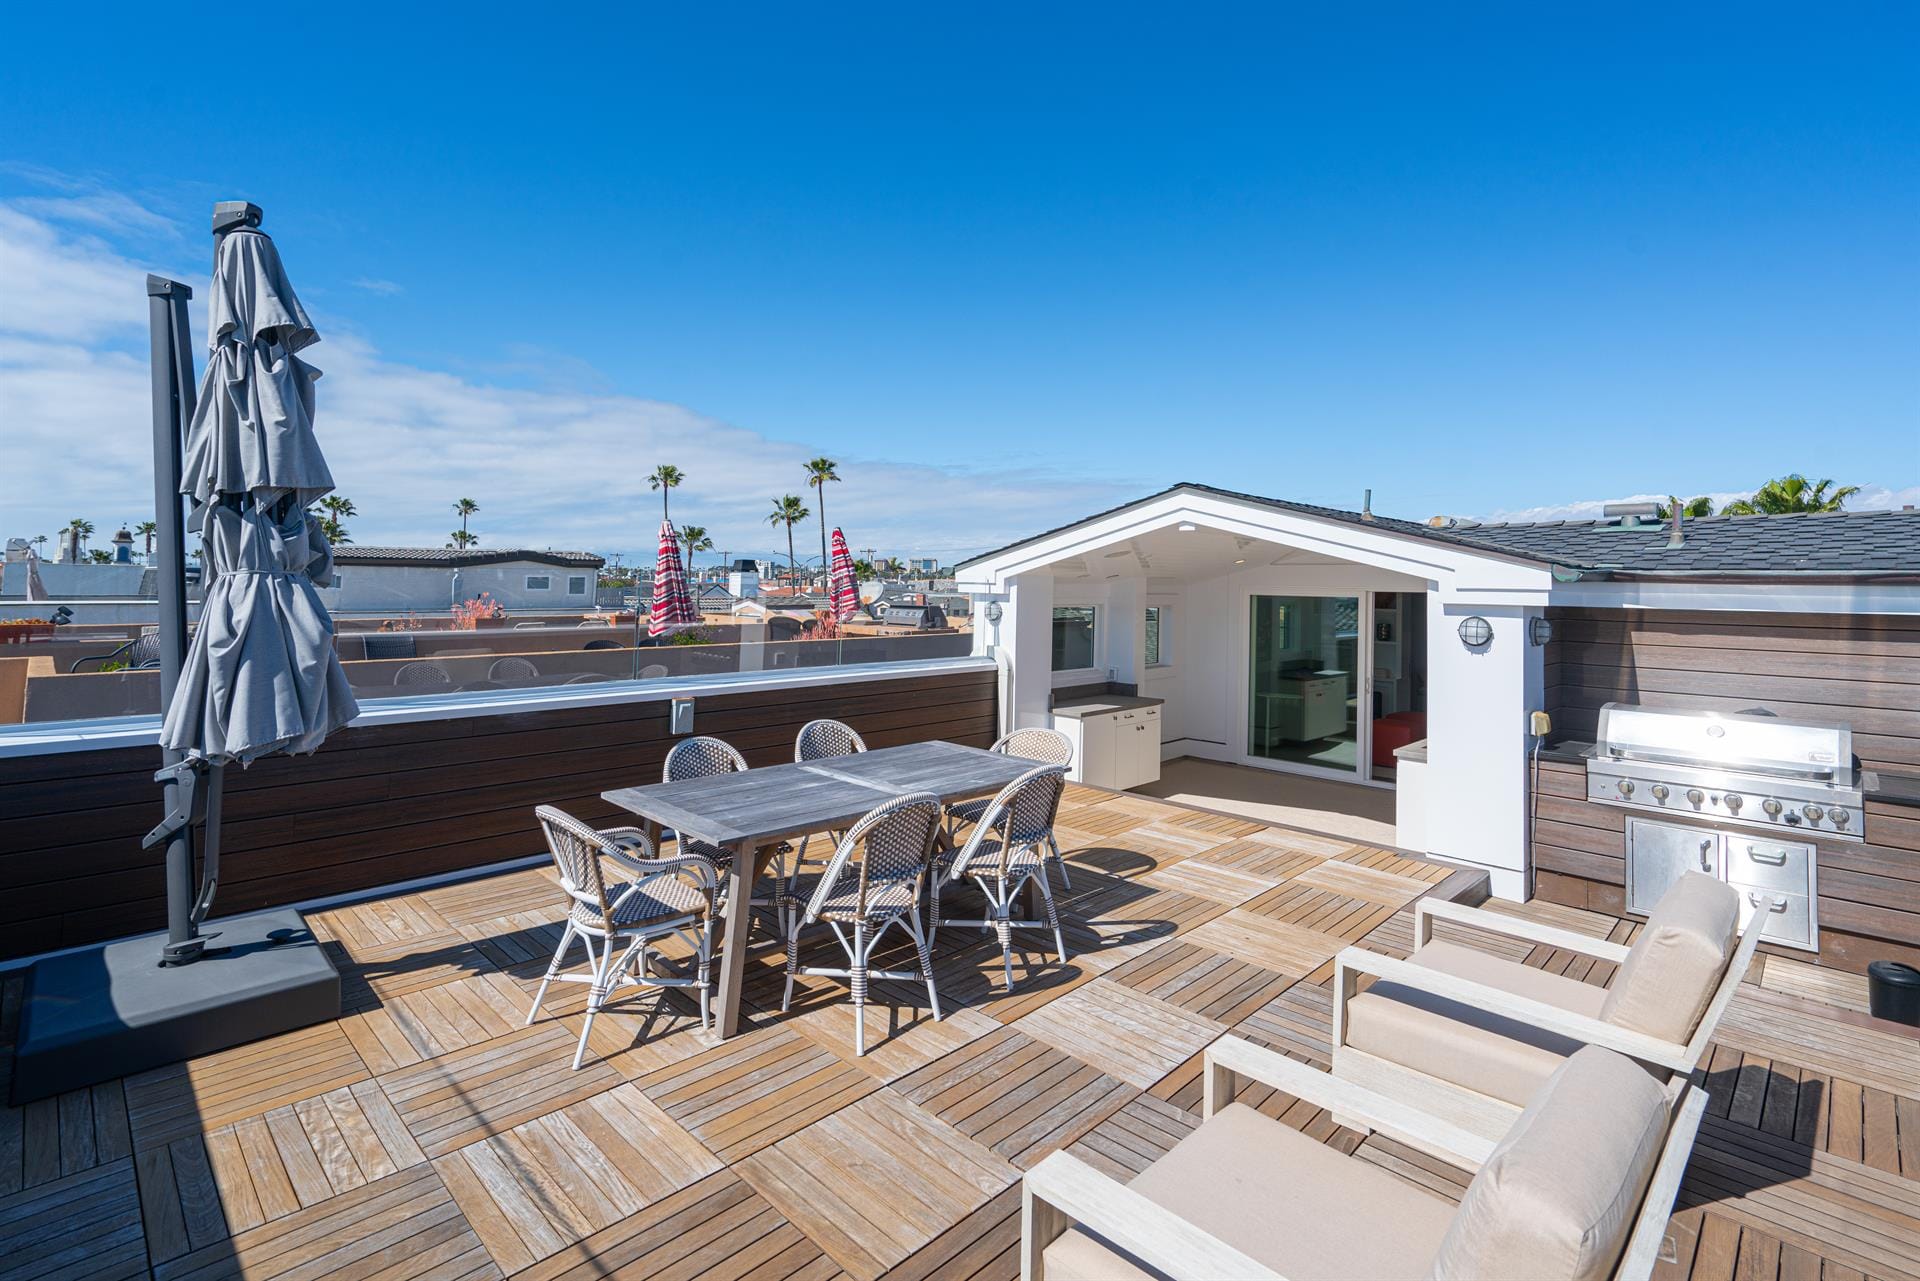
xmin=1049 ymin=604 xmax=1103 ymax=685
xmin=566 ymin=574 xmax=588 ymax=595
xmin=525 ymin=574 xmax=552 ymax=591
xmin=1145 ymin=604 xmax=1170 ymax=668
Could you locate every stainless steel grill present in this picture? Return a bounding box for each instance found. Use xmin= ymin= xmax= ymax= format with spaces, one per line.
xmin=1585 ymin=703 xmax=1869 ymax=842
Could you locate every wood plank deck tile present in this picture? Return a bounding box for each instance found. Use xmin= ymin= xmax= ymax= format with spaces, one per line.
xmin=151 ymin=1160 xmax=500 ymax=1281
xmin=1231 ymin=980 xmax=1337 ymax=1065
xmin=0 ymin=1080 xmax=131 ymax=1197
xmin=767 ymin=970 xmax=1003 ymax=1084
xmin=326 ymin=928 xmax=500 ymax=1013
xmin=516 ymin=1168 xmax=841 ymax=1281
xmin=892 ymin=1026 xmax=1138 ymax=1170
xmin=739 ymin=1090 xmax=1019 ymax=1281
xmin=1012 ymin=979 xmax=1225 ymax=1090
xmin=342 ymin=971 xmax=530 ymax=1074
xmin=1292 ymin=858 xmax=1433 ymax=906
xmin=1139 ymin=858 xmax=1283 ymax=904
xmin=878 ymin=1182 xmax=1022 ymax=1281
xmin=309 ymin=894 xmax=458 ymax=959
xmin=1104 ymin=939 xmax=1300 ymax=1026
xmin=1183 ymin=909 xmax=1346 ymax=977
xmin=377 ymin=1022 xmax=623 ymax=1159
xmin=1714 ymin=987 xmax=1920 ymax=1098
xmin=126 ymin=1022 xmax=371 ymax=1151
xmin=633 ymin=1024 xmax=878 ymax=1163
xmin=0 ymin=1156 xmax=147 ymax=1281
xmin=1760 ymin=956 xmax=1874 ymax=1016
xmin=417 ymin=867 xmax=563 ymax=929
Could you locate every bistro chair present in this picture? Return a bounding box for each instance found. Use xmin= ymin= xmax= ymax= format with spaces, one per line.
xmin=69 ymin=626 xmax=161 ymax=673
xmin=661 ymin=735 xmax=790 ymax=921
xmin=1023 ymin=1041 xmax=1706 ymax=1281
xmin=393 ymin=660 xmax=453 ymax=688
xmin=787 ymin=719 xmax=870 ymax=926
xmin=487 ymin=656 xmax=539 ymax=682
xmin=935 ymin=764 xmax=1070 ymax=991
xmin=944 ymin=727 xmax=1075 ymax=889
xmin=525 ymin=805 xmax=719 ymax=1070
xmin=778 ymin=791 xmax=945 ymax=1055
xmin=1331 ymin=871 xmax=1761 ymax=1145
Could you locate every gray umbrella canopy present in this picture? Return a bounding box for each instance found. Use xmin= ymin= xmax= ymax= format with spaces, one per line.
xmin=158 ymin=228 xmax=358 ymax=762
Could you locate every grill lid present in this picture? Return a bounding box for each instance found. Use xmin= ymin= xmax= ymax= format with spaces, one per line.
xmin=1593 ymin=703 xmax=1854 ymax=783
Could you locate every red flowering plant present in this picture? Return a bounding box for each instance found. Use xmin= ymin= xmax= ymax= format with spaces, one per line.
xmin=451 ymin=592 xmax=506 ymax=630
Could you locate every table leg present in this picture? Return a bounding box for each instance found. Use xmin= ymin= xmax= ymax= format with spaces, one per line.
xmin=713 ymin=840 xmax=766 ymax=1039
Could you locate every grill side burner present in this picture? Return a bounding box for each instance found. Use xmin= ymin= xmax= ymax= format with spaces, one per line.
xmin=1584 ymin=704 xmax=1868 ymax=843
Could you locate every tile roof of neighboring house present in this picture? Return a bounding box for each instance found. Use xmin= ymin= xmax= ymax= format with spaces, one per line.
xmin=957 ymin=482 xmax=1920 ymax=580
xmin=329 ymin=547 xmax=605 ymax=569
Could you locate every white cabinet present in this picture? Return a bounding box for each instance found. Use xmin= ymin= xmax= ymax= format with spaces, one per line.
xmin=1052 ymin=704 xmax=1161 ymax=791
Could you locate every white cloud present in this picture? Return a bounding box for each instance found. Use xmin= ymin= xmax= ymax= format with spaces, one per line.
xmin=0 ymin=194 xmax=1133 ymax=561
xmin=350 ymin=277 xmax=404 ymax=296
xmin=1850 ymin=483 xmax=1920 ymax=512
xmin=1481 ymin=482 xmax=1920 ymax=525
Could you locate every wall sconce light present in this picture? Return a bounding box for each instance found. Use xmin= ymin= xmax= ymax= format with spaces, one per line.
xmin=1529 ymin=616 xmax=1554 ymax=647
xmin=1457 ymin=615 xmax=1494 ymax=648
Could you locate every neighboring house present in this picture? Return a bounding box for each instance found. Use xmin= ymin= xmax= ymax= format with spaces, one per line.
xmin=903 ymin=556 xmax=941 ymax=575
xmin=322 ymin=547 xmax=604 ymax=615
xmin=957 ymin=483 xmax=1920 ymax=926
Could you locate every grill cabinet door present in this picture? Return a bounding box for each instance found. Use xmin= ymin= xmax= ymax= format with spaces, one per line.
xmin=1626 ymin=819 xmax=1720 ymax=917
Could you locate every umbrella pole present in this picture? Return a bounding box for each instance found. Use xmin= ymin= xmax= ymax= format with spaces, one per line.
xmin=147 ymin=274 xmax=207 ymax=967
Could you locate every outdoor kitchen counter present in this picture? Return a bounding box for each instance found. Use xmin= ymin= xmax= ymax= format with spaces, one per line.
xmin=1541 ymin=738 xmax=1920 ymax=809
xmin=1049 ymin=694 xmax=1165 ymax=718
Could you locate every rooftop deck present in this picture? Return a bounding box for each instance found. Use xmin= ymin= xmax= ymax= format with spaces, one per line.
xmin=1 ymin=784 xmax=1914 ymax=1281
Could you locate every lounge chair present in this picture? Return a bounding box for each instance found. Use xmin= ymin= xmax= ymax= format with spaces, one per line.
xmin=1022 ymin=1038 xmax=1706 ymax=1281
xmin=1330 ymin=870 xmax=1760 ymax=1143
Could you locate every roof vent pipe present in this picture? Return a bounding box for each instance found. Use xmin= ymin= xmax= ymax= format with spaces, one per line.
xmin=1667 ymin=496 xmax=1685 ymax=548
xmin=1361 ymin=488 xmax=1374 ymax=522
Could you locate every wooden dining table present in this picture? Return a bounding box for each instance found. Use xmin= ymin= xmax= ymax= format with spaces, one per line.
xmin=601 ymin=739 xmax=1042 ymax=1039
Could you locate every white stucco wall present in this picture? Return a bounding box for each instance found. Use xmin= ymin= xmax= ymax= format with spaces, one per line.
xmin=323 ymin=561 xmax=600 ymax=616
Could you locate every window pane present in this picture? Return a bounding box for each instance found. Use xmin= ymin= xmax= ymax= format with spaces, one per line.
xmin=1051 ymin=606 xmax=1096 ymax=671
xmin=1144 ymin=606 xmax=1162 ymax=666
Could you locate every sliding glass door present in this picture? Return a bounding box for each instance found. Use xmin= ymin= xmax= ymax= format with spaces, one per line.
xmin=1248 ymin=594 xmax=1362 ymax=776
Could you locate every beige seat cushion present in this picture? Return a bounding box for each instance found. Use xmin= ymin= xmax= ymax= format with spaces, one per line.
xmin=1600 ymin=872 xmax=1739 ymax=1044
xmin=1343 ymin=940 xmax=1609 ymax=1108
xmin=1429 ymin=1046 xmax=1670 ymax=1281
xmin=1043 ymin=1101 xmax=1454 ymax=1281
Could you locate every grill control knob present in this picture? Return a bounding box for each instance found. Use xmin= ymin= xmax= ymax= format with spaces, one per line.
xmin=1686 ymin=788 xmax=1705 ymax=805
xmin=1616 ymin=779 xmax=1634 ymax=797
xmin=1724 ymin=793 xmax=1744 ymax=812
xmin=1803 ymin=805 xmax=1823 ymax=822
xmin=1651 ymin=784 xmax=1669 ymax=801
xmin=1762 ymin=799 xmax=1783 ymax=817
xmin=1831 ymin=808 xmax=1850 ymax=828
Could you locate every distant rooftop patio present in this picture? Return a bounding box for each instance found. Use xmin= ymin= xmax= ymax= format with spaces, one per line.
xmin=0 ymin=783 xmax=1910 ymax=1281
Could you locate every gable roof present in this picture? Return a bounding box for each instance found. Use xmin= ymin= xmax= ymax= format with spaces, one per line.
xmin=330 ymin=547 xmax=604 ymax=569
xmin=957 ymin=483 xmax=1920 ymax=581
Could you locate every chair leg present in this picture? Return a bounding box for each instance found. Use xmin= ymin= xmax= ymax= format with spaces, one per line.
xmin=907 ymin=908 xmax=941 ymax=1021
xmin=698 ymin=918 xmax=713 ymax=1030
xmin=1048 ymin=835 xmax=1072 ymax=890
xmin=851 ymin=922 xmax=868 ymax=1057
xmin=526 ymin=920 xmax=577 ymax=1025
xmin=572 ymin=932 xmax=615 ymax=1071
xmin=1036 ymin=873 xmax=1068 ymax=963
xmin=782 ymin=905 xmax=801 ymax=1013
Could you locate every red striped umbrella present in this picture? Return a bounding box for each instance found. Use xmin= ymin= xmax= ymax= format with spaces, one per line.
xmin=649 ymin=519 xmax=697 ymax=637
xmin=828 ymin=527 xmax=859 ymax=622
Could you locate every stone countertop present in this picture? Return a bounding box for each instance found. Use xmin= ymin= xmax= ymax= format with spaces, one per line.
xmin=1049 ymin=695 xmax=1165 ymax=720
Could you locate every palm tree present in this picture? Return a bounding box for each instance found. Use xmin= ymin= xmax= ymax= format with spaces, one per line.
xmin=134 ymin=520 xmax=158 ymax=556
xmin=67 ymin=518 xmax=94 ymax=559
xmin=647 ymin=465 xmax=684 ymax=522
xmin=448 ymin=529 xmax=480 ymax=549
xmin=315 ymin=495 xmax=357 ymax=544
xmin=452 ymin=498 xmax=479 ymax=541
xmin=30 ymin=535 xmax=48 ymax=557
xmin=767 ymin=495 xmax=810 ymax=585
xmin=1655 ymin=496 xmax=1715 ymax=520
xmin=86 ymin=549 xmax=113 ymax=565
xmin=678 ymin=524 xmax=713 ymax=569
xmin=803 ymin=457 xmax=840 ymax=583
xmin=1721 ymin=474 xmax=1861 ymax=516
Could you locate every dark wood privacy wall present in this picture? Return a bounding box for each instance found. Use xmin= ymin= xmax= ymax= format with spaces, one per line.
xmin=1537 ymin=607 xmax=1920 ymax=972
xmin=0 ymin=666 xmax=999 ymax=962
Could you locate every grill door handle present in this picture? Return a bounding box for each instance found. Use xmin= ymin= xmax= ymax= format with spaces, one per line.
xmin=1747 ymin=893 xmax=1788 ymax=913
xmin=1745 ymin=847 xmax=1788 ymax=866
xmin=1698 ymin=840 xmax=1714 ymax=872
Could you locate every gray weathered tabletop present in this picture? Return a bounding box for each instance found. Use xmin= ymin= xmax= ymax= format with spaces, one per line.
xmin=601 ymin=739 xmax=1036 ymax=846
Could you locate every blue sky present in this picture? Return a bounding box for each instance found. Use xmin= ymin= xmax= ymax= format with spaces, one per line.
xmin=2 ymin=4 xmax=1915 ymax=562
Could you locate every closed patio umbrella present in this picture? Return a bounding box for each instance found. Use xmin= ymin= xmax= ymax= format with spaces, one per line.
xmin=648 ymin=519 xmax=697 ymax=637
xmin=160 ymin=213 xmax=357 ymax=761
xmin=828 ymin=527 xmax=859 ymax=622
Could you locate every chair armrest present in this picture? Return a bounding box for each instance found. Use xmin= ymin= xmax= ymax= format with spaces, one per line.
xmin=1332 ymin=948 xmax=1694 ymax=1073
xmin=1022 ymin=1151 xmax=1283 ymax=1281
xmin=1203 ymin=1036 xmax=1496 ymax=1169
xmin=1414 ymin=898 xmax=1631 ymax=963
xmin=601 ymin=846 xmax=721 ymax=899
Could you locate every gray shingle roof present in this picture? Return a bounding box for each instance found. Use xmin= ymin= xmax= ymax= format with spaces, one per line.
xmin=330 ymin=547 xmax=605 ymax=569
xmin=957 ymin=483 xmax=1920 ymax=579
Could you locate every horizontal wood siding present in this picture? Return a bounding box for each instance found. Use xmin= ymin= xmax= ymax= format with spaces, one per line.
xmin=1545 ymin=607 xmax=1920 ymax=774
xmin=0 ymin=667 xmax=998 ymax=962
xmin=1531 ymin=757 xmax=1920 ymax=974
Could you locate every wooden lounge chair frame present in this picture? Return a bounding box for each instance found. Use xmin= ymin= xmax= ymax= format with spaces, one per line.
xmin=1021 ymin=1033 xmax=1707 ymax=1281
